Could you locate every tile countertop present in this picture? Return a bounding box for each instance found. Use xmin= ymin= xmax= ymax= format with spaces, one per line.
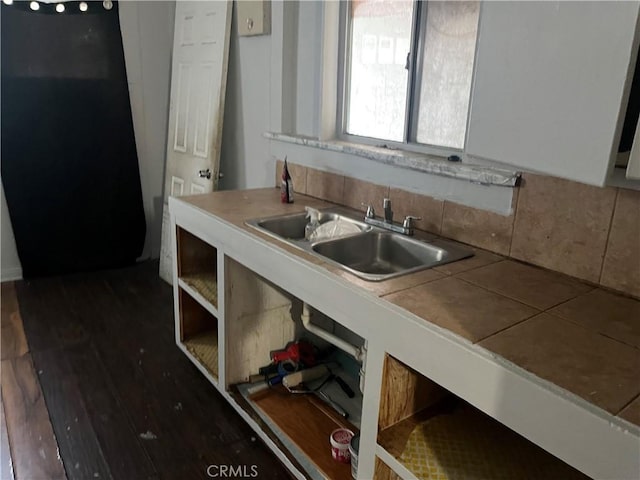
xmin=179 ymin=188 xmax=640 ymax=428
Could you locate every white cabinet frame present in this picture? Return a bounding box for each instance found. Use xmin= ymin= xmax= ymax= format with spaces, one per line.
xmin=169 ymin=196 xmax=640 ymax=480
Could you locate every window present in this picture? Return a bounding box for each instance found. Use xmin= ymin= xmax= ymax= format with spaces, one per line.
xmin=342 ymin=0 xmax=480 ymax=151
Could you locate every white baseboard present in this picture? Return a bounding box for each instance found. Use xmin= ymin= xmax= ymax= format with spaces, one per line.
xmin=1 ymin=267 xmax=23 ymax=282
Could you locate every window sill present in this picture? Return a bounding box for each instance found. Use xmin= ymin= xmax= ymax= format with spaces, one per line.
xmin=264 ymin=132 xmax=520 ymax=187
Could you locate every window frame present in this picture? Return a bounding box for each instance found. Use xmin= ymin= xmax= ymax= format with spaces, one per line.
xmin=336 ymin=0 xmax=479 ymax=157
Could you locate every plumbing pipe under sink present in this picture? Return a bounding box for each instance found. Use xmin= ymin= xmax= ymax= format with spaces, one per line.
xmin=300 ymin=302 xmax=367 ymax=393
xmin=300 ymin=302 xmax=365 ymax=363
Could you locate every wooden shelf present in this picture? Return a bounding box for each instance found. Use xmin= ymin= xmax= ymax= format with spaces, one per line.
xmin=378 ymin=401 xmax=454 ymax=461
xmin=178 ymin=274 xmax=218 ymax=315
xmin=249 ymin=385 xmax=357 ymax=480
xmin=178 ymin=287 xmax=219 ymax=381
xmin=177 ymin=226 xmax=217 ymax=307
xmin=183 ymin=330 xmax=219 ymax=379
xmin=377 ymin=354 xmax=590 ymax=480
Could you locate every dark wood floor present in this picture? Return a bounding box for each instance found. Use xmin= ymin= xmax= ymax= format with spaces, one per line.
xmin=2 ymin=280 xmax=65 ymax=480
xmin=9 ymin=261 xmax=291 ymax=480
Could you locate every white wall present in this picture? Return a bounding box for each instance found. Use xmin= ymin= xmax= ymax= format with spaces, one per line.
xmin=219 ymin=3 xmax=274 ymax=190
xmin=218 ymin=1 xmax=515 ymax=214
xmin=120 ymin=1 xmax=175 ymax=259
xmin=1 ymin=183 xmax=22 ymax=282
xmin=295 ymin=1 xmax=322 ymax=138
xmin=218 ymin=1 xmax=639 ymax=213
xmin=466 ymin=1 xmax=639 ymax=187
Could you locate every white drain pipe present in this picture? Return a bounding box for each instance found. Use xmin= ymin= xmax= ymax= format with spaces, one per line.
xmin=300 ymin=302 xmax=365 ymax=363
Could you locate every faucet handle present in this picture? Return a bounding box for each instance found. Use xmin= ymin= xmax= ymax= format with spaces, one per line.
xmin=361 ymin=203 xmax=375 ymax=218
xmin=402 ymin=215 xmax=422 ymax=229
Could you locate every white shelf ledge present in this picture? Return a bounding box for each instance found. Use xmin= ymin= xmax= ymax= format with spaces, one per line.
xmin=265 ymin=132 xmax=520 ymax=187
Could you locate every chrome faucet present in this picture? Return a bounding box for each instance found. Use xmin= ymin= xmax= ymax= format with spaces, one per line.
xmin=362 ymin=198 xmax=421 ymax=236
xmin=383 ymin=198 xmax=393 ymax=223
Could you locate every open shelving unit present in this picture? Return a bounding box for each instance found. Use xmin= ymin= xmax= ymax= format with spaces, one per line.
xmin=376 ymin=354 xmax=589 ymax=480
xmin=169 ymin=194 xmax=640 ymax=480
xmin=176 ymin=226 xmax=219 ymax=382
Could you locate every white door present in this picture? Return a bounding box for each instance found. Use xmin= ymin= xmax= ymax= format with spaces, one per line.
xmin=159 ymin=0 xmax=232 ymax=283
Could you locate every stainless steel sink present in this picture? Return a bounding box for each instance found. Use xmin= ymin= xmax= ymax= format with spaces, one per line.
xmin=312 ymin=232 xmax=473 ymax=281
xmin=246 ymin=208 xmax=369 ymax=242
xmin=245 ymin=208 xmax=474 ymax=281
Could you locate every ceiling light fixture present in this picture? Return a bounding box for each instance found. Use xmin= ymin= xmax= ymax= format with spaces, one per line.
xmin=79 ymin=1 xmax=87 ymax=12
xmin=55 ymin=3 xmax=64 ymax=13
xmin=29 ymin=1 xmax=39 ymax=10
xmin=103 ymin=0 xmax=112 ymax=10
xmin=2 ymin=0 xmax=14 ymax=5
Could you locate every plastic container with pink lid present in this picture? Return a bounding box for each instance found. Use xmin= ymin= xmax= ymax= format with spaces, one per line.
xmin=329 ymin=428 xmax=354 ymax=464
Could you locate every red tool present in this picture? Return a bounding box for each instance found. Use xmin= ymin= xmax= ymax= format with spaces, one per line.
xmin=270 ymin=340 xmax=316 ymax=367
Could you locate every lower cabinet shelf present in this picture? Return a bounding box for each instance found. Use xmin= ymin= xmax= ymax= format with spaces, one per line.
xmin=237 ymin=384 xmax=358 ymax=480
xmin=378 ymin=401 xmax=589 ymax=480
xmin=183 ymin=330 xmax=219 ymax=379
xmin=377 ymin=354 xmax=589 ymax=480
xmin=178 ymin=287 xmax=219 ymax=381
xmin=179 ymin=272 xmax=218 ymax=310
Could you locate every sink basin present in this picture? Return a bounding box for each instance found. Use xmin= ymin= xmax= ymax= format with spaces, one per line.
xmin=246 ymin=209 xmax=368 ymax=241
xmin=312 ymin=232 xmax=473 ymax=281
xmin=246 ymin=209 xmax=474 ymax=281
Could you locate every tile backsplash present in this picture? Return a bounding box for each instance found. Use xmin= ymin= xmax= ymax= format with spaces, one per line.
xmin=600 ymin=189 xmax=640 ymax=297
xmin=511 ymin=174 xmax=617 ymax=284
xmin=441 ymin=199 xmax=515 ymax=256
xmin=275 ymin=160 xmax=640 ymax=299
